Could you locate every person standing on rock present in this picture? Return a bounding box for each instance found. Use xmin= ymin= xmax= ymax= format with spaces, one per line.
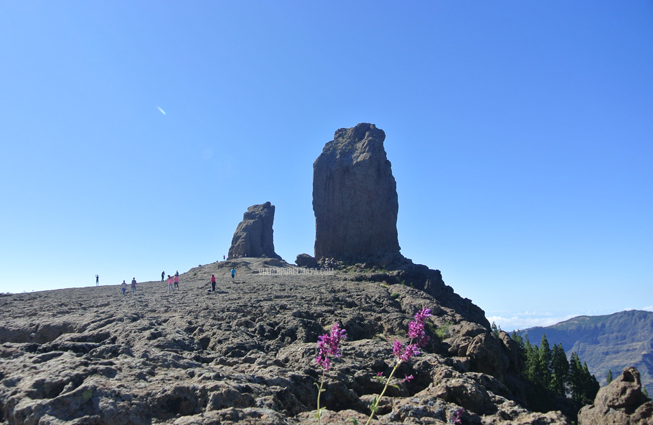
xmin=174 ymin=274 xmax=179 ymax=290
xmin=211 ymin=274 xmax=216 ymax=292
xmin=96 ymin=275 xmax=99 ymax=286
xmin=167 ymin=275 xmax=173 ymax=293
xmin=230 ymin=268 xmax=236 ymax=280
xmin=161 ymin=271 xmax=165 ymax=282
xmin=131 ymin=278 xmax=137 ymax=294
xmin=121 ymin=280 xmax=126 ymax=296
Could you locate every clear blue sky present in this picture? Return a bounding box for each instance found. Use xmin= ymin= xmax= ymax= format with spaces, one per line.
xmin=1 ymin=1 xmax=651 ymax=331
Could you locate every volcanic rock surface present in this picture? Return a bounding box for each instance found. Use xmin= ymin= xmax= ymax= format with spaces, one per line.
xmin=578 ymin=366 xmax=653 ymax=424
xmin=313 ymin=123 xmax=402 ymax=265
xmin=0 ymin=259 xmax=570 ymax=424
xmin=228 ymin=202 xmax=281 ymax=260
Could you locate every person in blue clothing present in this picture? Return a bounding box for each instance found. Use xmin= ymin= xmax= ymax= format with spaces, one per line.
xmin=230 ymin=268 xmax=236 ymax=280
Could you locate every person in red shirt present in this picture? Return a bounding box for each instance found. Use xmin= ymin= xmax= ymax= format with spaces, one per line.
xmin=211 ymin=274 xmax=216 ymax=292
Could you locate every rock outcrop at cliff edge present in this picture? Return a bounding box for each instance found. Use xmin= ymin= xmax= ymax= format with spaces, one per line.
xmin=578 ymin=366 xmax=653 ymax=424
xmin=228 ymin=201 xmax=281 ymax=259
xmin=313 ymin=123 xmax=401 ymax=264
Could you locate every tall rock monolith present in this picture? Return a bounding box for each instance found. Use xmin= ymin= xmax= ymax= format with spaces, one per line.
xmin=228 ymin=202 xmax=281 ymax=260
xmin=313 ymin=123 xmax=401 ymax=264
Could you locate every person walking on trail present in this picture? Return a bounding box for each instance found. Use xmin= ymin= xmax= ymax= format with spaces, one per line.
xmin=211 ymin=274 xmax=216 ymax=292
xmin=230 ymin=268 xmax=236 ymax=280
xmin=167 ymin=275 xmax=173 ymax=293
xmin=96 ymin=275 xmax=99 ymax=286
xmin=121 ymin=280 xmax=127 ymax=296
xmin=131 ymin=278 xmax=137 ymax=294
xmin=175 ymin=271 xmax=179 ymax=277
xmin=174 ymin=274 xmax=179 ymax=290
xmin=161 ymin=271 xmax=165 ymax=282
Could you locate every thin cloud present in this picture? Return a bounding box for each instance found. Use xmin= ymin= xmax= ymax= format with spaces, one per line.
xmin=488 ymin=313 xmax=577 ymax=332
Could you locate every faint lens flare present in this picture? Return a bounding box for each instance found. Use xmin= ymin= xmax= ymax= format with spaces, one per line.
xmin=157 ymin=106 xmax=166 ymax=115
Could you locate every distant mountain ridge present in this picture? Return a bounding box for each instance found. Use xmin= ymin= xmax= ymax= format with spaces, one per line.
xmin=520 ymin=310 xmax=653 ymax=394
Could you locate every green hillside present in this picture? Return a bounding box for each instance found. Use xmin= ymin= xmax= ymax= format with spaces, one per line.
xmin=520 ymin=310 xmax=653 ymax=394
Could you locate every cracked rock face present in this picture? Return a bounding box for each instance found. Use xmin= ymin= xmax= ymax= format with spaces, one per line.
xmin=578 ymin=366 xmax=653 ymax=425
xmin=313 ymin=123 xmax=401 ymax=264
xmin=0 ymin=258 xmax=569 ymax=424
xmin=228 ymin=202 xmax=281 ymax=260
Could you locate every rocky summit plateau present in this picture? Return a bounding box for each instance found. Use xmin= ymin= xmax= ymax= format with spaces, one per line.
xmin=0 ymin=258 xmax=569 ymax=425
xmin=0 ymin=123 xmax=643 ymax=424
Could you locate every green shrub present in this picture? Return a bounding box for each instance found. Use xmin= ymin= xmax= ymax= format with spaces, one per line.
xmin=434 ymin=322 xmax=452 ymax=340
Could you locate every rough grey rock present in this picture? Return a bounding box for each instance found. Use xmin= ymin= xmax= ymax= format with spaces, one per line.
xmin=294 ymin=254 xmax=318 ymax=269
xmin=227 ymin=202 xmax=281 ymax=260
xmin=313 ymin=123 xmax=401 ymax=264
xmin=0 ymin=258 xmax=568 ymax=424
xmin=578 ymin=366 xmax=653 ymax=425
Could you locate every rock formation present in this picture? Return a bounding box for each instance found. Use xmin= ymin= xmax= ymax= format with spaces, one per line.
xmin=313 ymin=123 xmax=402 ymax=265
xmin=227 ymin=202 xmax=280 ymax=260
xmin=578 ymin=366 xmax=653 ymax=424
xmin=0 ymin=259 xmax=570 ymax=424
xmin=295 ymin=253 xmax=318 ymax=268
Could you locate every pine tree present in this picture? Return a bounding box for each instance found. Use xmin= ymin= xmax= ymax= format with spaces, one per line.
xmin=581 ymin=361 xmax=600 ymax=403
xmin=510 ymin=331 xmax=525 ymax=348
xmin=524 ymin=335 xmax=540 ymax=384
xmin=539 ymin=334 xmax=553 ymax=390
xmin=569 ymin=352 xmax=583 ymax=402
xmin=551 ymin=343 xmax=569 ymax=396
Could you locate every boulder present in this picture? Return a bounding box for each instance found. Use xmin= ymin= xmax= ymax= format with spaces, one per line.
xmin=295 ymin=254 xmax=318 ymax=268
xmin=228 ymin=202 xmax=281 ymax=260
xmin=312 ymin=123 xmax=401 ymax=264
xmin=465 ymin=333 xmax=510 ymax=382
xmin=578 ymin=366 xmax=653 ymax=425
xmin=498 ymin=330 xmax=524 ymax=374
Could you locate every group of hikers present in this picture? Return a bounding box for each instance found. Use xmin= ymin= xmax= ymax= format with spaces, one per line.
xmin=209 ymin=268 xmax=237 ymax=292
xmin=120 ymin=278 xmax=138 ymax=295
xmin=106 ymin=267 xmax=237 ymax=296
xmin=162 ymin=271 xmax=180 ymax=293
xmin=100 ymin=259 xmax=238 ymax=296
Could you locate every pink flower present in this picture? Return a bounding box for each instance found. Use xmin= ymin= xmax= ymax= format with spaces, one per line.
xmin=408 ymin=308 xmax=432 ymax=348
xmin=315 ymin=323 xmax=347 ymax=371
xmin=398 ymin=344 xmax=419 ymax=362
xmin=392 ymin=340 xmax=403 ymax=358
xmin=402 ymin=374 xmax=414 ymax=383
xmin=391 ymin=308 xmax=433 ymax=365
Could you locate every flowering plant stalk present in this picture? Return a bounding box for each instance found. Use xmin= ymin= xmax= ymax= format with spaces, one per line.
xmin=365 ymin=308 xmax=432 ymax=425
xmin=314 ymin=323 xmax=347 ymax=425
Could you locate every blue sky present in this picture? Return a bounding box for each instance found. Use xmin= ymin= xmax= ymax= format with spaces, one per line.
xmin=1 ymin=1 xmax=651 ymax=331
